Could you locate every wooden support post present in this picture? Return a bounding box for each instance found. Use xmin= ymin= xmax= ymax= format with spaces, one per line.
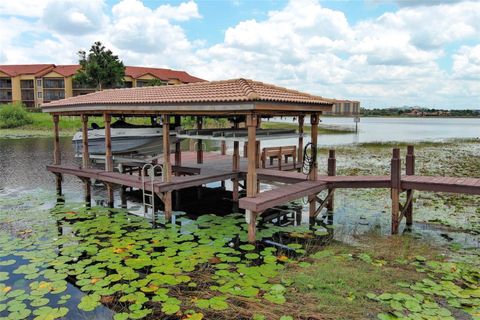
xmin=174 ymin=116 xmax=181 ymax=169
xmin=120 ymin=186 xmax=127 ymax=208
xmin=309 ymin=113 xmax=319 ymax=218
xmin=81 ymin=114 xmax=91 ymax=206
xmin=221 ymin=140 xmax=227 ymax=155
xmin=196 ymin=116 xmax=203 ymax=164
xmin=84 ymin=179 xmax=92 ymax=207
xmin=221 ymin=133 xmax=227 ymax=189
xmin=232 ymin=123 xmax=240 ymax=204
xmin=298 ymin=115 xmax=304 ymax=164
xmin=81 ymin=115 xmax=90 ymax=168
xmin=163 ymin=115 xmax=172 ymax=221
xmin=104 ymin=113 xmax=114 ymax=208
xmin=53 ymin=114 xmax=62 ymax=195
xmin=391 ymin=148 xmax=401 ymax=234
xmin=246 ymin=114 xmax=258 ymax=243
xmin=405 ymin=145 xmax=415 ymax=226
xmin=327 ymin=149 xmax=336 ymax=212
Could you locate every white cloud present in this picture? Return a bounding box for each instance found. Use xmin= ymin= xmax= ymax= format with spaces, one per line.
xmin=108 ymin=0 xmax=200 ymax=67
xmin=188 ymin=0 xmax=480 ymax=108
xmin=452 ymin=45 xmax=480 ymax=80
xmin=42 ymin=0 xmax=109 ymax=36
xmin=0 ymin=0 xmax=479 ymax=108
xmin=0 ymin=1 xmax=50 ymax=18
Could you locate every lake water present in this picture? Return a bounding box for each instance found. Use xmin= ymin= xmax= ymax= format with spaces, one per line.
xmin=0 ymin=117 xmax=478 ymax=319
xmin=1 ymin=117 xmax=478 ymax=194
xmin=272 ymin=116 xmax=480 ymax=146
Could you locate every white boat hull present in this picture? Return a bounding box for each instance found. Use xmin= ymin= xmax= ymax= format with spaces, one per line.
xmin=72 ymin=127 xmax=177 ymax=155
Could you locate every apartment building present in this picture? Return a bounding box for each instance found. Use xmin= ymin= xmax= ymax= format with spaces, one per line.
xmin=324 ymin=99 xmax=360 ymax=115
xmin=0 ymin=64 xmax=205 ymax=108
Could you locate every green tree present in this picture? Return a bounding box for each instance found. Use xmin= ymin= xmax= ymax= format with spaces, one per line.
xmin=74 ymin=41 xmax=125 ymax=90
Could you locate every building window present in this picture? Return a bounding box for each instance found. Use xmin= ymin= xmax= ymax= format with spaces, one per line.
xmin=21 ymin=80 xmax=34 ymax=89
xmin=0 ymin=90 xmax=12 ymax=101
xmin=37 ymin=92 xmax=43 ymax=99
xmin=36 ymin=79 xmax=42 ymax=87
xmin=0 ymin=77 xmax=12 ymax=88
xmin=44 ymin=90 xmax=65 ymax=101
xmin=344 ymin=103 xmax=351 ymax=113
xmin=43 ymin=78 xmax=65 ymax=89
xmin=124 ymin=81 xmax=133 ymax=88
xmin=335 ymin=103 xmax=341 ymax=113
xmin=136 ymin=80 xmax=150 ymax=87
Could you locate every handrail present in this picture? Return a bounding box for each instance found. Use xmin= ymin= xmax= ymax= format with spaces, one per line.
xmin=141 ymin=163 xmax=163 ymax=223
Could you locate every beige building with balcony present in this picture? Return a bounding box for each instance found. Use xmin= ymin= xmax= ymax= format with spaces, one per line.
xmin=323 ymin=99 xmax=360 ymax=115
xmin=0 ymin=64 xmax=205 ymax=108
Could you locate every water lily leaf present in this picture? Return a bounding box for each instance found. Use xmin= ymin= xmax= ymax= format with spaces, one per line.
xmin=78 ymin=294 xmax=100 ymax=312
xmin=162 ymin=303 xmax=180 ymax=315
xmin=30 ymin=298 xmax=49 ymax=307
xmin=239 ymin=244 xmax=255 ymax=251
xmin=245 ymin=253 xmax=259 ymax=260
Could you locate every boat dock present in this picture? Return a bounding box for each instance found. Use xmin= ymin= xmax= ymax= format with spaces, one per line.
xmin=41 ymin=78 xmax=480 ymax=243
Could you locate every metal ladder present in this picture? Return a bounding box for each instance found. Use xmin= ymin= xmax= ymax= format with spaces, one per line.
xmin=141 ymin=163 xmax=163 ymax=223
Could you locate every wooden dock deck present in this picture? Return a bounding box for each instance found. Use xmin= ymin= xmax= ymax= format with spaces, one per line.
xmin=47 ymin=148 xmax=480 ymax=240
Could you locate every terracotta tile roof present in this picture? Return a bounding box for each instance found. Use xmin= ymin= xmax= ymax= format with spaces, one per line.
xmin=50 ymin=65 xmax=80 ymax=77
xmin=124 ymin=66 xmax=205 ymax=83
xmin=0 ymin=64 xmax=55 ymax=76
xmin=0 ymin=64 xmax=204 ymax=83
xmin=42 ymin=78 xmax=332 ymax=109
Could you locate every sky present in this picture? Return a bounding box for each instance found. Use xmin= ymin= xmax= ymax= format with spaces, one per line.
xmin=0 ymin=0 xmax=479 ymax=109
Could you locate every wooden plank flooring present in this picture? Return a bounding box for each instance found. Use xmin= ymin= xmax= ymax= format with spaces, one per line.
xmin=402 ymin=175 xmax=480 ymax=195
xmin=48 ymin=151 xmax=480 ymax=213
xmin=239 ymin=180 xmax=328 ymax=212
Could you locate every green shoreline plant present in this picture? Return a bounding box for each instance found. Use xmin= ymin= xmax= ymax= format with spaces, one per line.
xmin=0 ymin=103 xmax=33 ymax=129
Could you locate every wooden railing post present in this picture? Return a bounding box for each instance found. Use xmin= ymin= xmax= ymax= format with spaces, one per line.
xmin=298 ymin=115 xmax=304 ymax=166
xmin=391 ymin=148 xmax=401 ymax=234
xmin=405 ymin=145 xmax=415 ymax=226
xmin=246 ymin=114 xmax=258 ymax=243
xmin=104 ymin=113 xmax=114 ymax=208
xmin=53 ymin=114 xmax=62 ymax=195
xmin=196 ymin=116 xmax=203 ymax=164
xmin=308 ymin=113 xmax=319 ymax=218
xmin=327 ymin=149 xmax=336 ymax=212
xmin=163 ymin=115 xmax=172 ymax=221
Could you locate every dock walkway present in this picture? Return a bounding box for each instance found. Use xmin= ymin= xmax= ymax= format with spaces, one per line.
xmin=47 ymin=147 xmax=480 ymax=241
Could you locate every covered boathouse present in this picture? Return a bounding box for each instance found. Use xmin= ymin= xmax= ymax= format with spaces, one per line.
xmin=41 ymin=78 xmax=334 ymax=242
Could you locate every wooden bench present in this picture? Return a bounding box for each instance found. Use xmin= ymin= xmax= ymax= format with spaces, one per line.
xmin=239 ymin=180 xmax=328 ymax=212
xmin=261 ymin=145 xmax=297 ymax=170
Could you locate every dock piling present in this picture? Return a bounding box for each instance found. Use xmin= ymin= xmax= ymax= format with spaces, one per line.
xmin=196 ymin=117 xmax=203 ymax=164
xmin=53 ymin=114 xmax=62 ymax=196
xmin=246 ymin=114 xmax=259 ymax=243
xmin=163 ymin=114 xmax=173 ymax=221
xmin=308 ymin=113 xmax=319 ymax=219
xmin=174 ymin=116 xmax=182 ymax=171
xmin=405 ymin=145 xmax=415 ymax=226
xmin=81 ymin=115 xmax=92 ymax=206
xmin=298 ymin=116 xmax=304 ymax=165
xmin=232 ymin=122 xmax=240 ymax=204
xmin=104 ymin=113 xmax=114 ymax=208
xmin=327 ymin=149 xmax=336 ymax=213
xmin=390 ymin=148 xmax=401 ymax=234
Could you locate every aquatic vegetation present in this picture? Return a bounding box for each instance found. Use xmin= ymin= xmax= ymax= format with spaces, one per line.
xmin=0 ymin=193 xmax=324 ymax=319
xmin=367 ymin=255 xmax=480 ymax=319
